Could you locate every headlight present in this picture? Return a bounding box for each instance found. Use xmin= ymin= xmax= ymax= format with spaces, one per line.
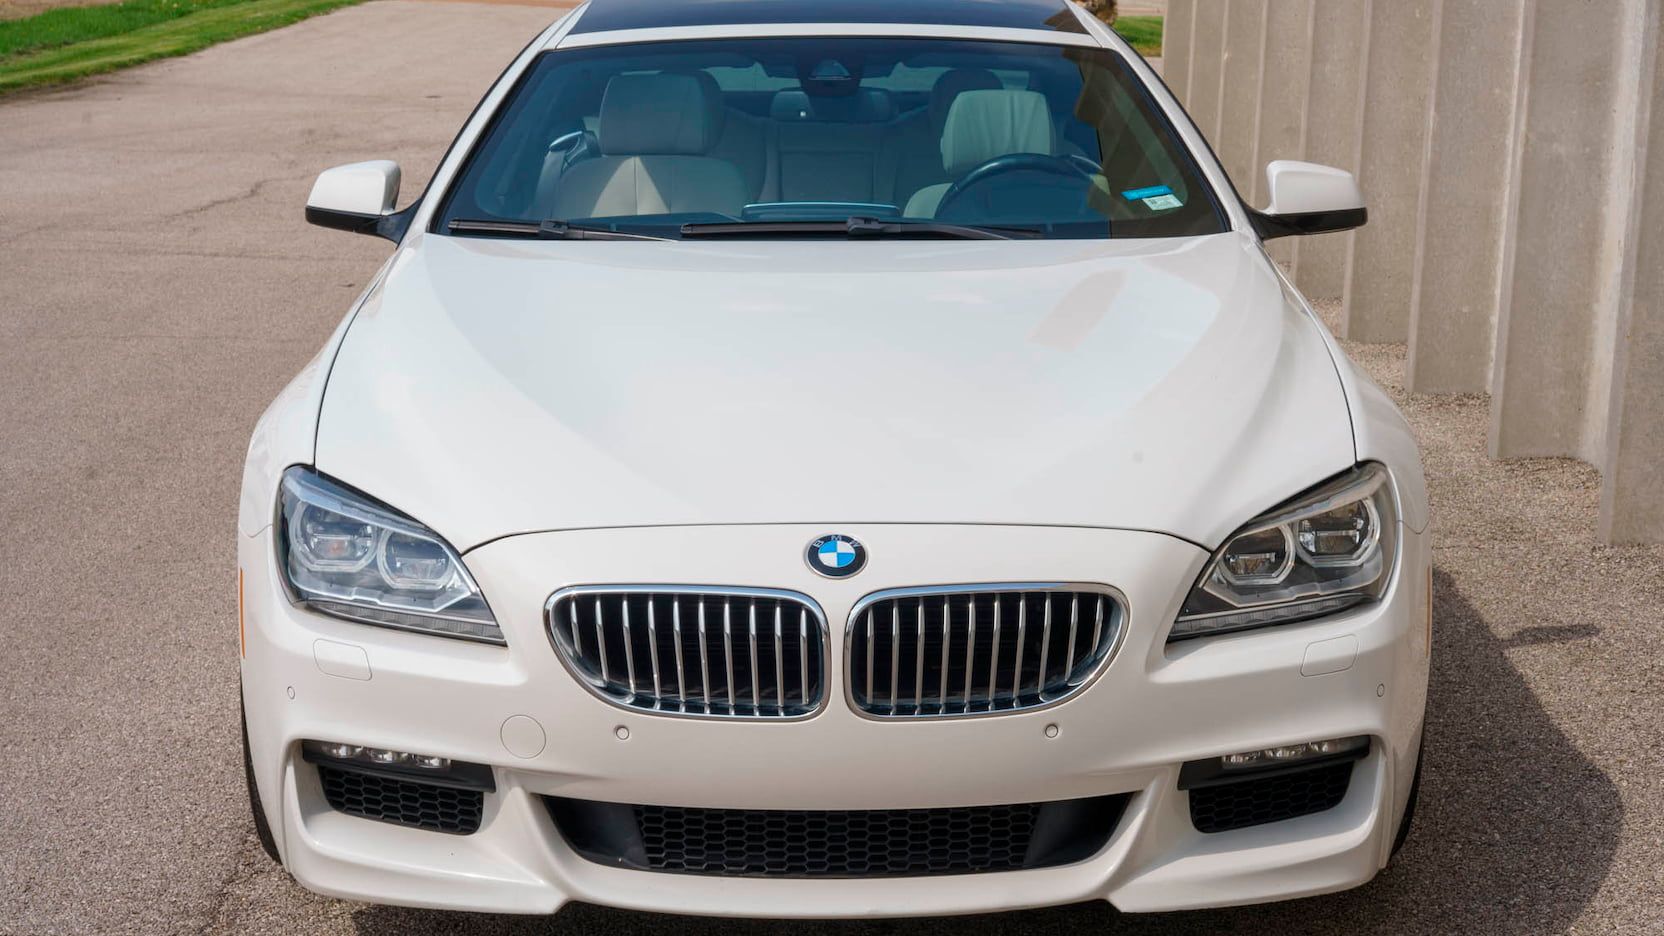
xmin=275 ymin=467 xmax=502 ymax=644
xmin=1170 ymin=463 xmax=1399 ymax=642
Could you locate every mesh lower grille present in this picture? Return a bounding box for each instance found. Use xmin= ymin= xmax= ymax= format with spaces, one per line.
xmin=548 ymin=795 xmax=1129 ymax=878
xmin=639 ymin=803 xmax=1036 ymax=876
xmin=1189 ymin=762 xmax=1354 ymax=834
xmin=317 ymin=765 xmax=484 ymax=835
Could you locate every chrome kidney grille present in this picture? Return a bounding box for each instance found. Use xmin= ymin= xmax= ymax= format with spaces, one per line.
xmin=546 ymin=587 xmax=827 ymax=719
xmin=847 ymin=585 xmax=1126 ymax=718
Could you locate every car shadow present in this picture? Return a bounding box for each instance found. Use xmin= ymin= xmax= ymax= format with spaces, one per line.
xmin=348 ymin=568 xmax=1620 ymax=936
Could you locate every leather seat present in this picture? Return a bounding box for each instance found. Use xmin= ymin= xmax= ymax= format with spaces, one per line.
xmin=888 ymin=69 xmax=1004 ymax=210
xmin=903 ymin=89 xmax=1058 ymax=219
xmin=551 ymin=73 xmax=749 ymax=220
xmin=769 ymin=88 xmax=896 ymax=203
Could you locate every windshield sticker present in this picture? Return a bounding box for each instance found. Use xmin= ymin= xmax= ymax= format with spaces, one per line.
xmin=1143 ymin=193 xmax=1184 ymax=211
xmin=1121 ymin=184 xmax=1174 ymax=201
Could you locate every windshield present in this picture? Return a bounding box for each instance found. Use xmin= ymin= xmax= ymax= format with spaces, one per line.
xmin=436 ymin=37 xmax=1226 ymax=240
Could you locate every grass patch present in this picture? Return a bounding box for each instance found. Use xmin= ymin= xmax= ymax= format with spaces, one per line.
xmin=1 ymin=0 xmax=254 ymax=59
xmin=0 ymin=0 xmax=362 ymax=93
xmin=1113 ymin=15 xmax=1163 ymax=57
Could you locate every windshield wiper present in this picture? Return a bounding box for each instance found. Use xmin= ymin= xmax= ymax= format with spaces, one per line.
xmin=446 ymin=218 xmax=673 ymax=241
xmin=679 ymin=217 xmax=1042 ymax=240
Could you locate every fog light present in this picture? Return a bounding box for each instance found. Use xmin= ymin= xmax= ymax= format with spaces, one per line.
xmin=1221 ymin=736 xmax=1369 ymax=772
xmin=1180 ymin=736 xmax=1371 ymax=791
xmin=303 ymin=740 xmax=445 ymax=770
xmin=301 ymin=740 xmax=497 ymax=794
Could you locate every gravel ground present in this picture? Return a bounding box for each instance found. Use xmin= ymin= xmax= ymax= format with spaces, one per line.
xmin=1 ymin=2 xmax=1660 ymax=933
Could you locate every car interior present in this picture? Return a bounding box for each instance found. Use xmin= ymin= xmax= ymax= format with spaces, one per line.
xmin=444 ymin=39 xmax=1224 ymax=238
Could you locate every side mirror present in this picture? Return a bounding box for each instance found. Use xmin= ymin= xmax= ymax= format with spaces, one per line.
xmin=1251 ymin=160 xmax=1368 ymax=240
xmin=306 ymin=160 xmax=407 ymax=241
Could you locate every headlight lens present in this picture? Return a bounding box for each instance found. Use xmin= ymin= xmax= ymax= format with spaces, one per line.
xmin=276 ymin=467 xmax=502 ymax=644
xmin=1170 ymin=463 xmax=1399 ymax=642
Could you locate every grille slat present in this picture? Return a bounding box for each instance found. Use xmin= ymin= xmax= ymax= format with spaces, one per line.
xmin=549 ymin=588 xmax=826 ymax=719
xmin=938 ymin=600 xmax=951 ymax=707
xmin=913 ymin=601 xmax=925 ymax=709
xmin=722 ymin=600 xmax=736 ymax=710
xmin=774 ymin=605 xmax=785 ymax=710
xmin=647 ymin=599 xmax=662 ymax=698
xmin=1038 ymin=594 xmax=1053 ymax=695
xmin=849 ymin=586 xmax=1124 ymax=718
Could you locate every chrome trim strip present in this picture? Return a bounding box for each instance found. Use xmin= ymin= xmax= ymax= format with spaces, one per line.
xmin=843 ymin=583 xmax=1130 ymax=721
xmin=544 ymin=585 xmax=831 ymax=721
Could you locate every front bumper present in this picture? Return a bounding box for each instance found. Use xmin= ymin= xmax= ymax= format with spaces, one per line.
xmin=239 ymin=521 xmax=1430 ymax=917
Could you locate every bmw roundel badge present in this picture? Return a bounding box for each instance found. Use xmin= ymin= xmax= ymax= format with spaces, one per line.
xmin=806 ymin=534 xmax=867 ymax=579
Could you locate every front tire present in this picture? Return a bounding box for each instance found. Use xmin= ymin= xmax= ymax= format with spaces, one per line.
xmin=242 ymin=691 xmax=282 ymax=865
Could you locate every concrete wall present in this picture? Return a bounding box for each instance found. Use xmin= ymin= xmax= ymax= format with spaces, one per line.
xmin=1292 ymin=0 xmax=1367 ymax=301
xmin=1165 ymin=0 xmax=1664 ymax=544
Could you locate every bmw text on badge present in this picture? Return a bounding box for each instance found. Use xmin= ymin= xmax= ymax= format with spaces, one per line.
xmin=806 ymin=534 xmax=867 ymax=578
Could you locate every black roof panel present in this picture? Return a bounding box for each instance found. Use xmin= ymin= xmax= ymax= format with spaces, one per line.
xmin=569 ymin=0 xmax=1087 ymax=35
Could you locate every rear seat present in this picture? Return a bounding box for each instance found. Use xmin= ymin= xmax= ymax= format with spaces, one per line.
xmin=769 ymin=88 xmax=897 ymax=204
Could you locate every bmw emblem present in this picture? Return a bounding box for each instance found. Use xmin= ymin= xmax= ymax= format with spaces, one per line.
xmin=807 ymin=534 xmax=867 ymax=579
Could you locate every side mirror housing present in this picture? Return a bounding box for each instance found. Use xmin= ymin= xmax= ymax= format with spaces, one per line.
xmin=1251 ymin=160 xmax=1368 ymax=240
xmin=306 ymin=160 xmax=410 ymax=241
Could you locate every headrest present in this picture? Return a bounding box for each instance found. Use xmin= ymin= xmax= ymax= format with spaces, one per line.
xmin=599 ymin=73 xmax=724 ymax=156
xmin=929 ymin=68 xmax=1003 ymax=136
xmin=769 ymin=88 xmax=895 ymax=124
xmin=940 ymin=89 xmax=1056 ymax=176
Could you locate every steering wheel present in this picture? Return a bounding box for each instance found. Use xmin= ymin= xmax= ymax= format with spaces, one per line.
xmin=548 ymin=128 xmax=601 ymax=173
xmin=934 ymin=153 xmax=1100 ymax=219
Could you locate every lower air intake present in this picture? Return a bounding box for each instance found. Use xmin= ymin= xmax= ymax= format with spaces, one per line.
xmin=547 ymin=795 xmax=1129 ymax=878
xmin=1189 ymin=761 xmax=1354 ymax=834
xmin=317 ymin=764 xmax=484 ymax=835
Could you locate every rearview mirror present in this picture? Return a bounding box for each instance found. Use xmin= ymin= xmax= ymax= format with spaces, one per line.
xmin=1251 ymin=161 xmax=1367 ymax=240
xmin=306 ymin=160 xmax=406 ymax=241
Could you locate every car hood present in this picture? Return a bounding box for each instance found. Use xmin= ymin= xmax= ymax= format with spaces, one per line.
xmin=316 ymin=232 xmax=1356 ymax=552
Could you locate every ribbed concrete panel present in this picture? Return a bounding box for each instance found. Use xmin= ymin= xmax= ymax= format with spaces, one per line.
xmin=1490 ymin=0 xmax=1645 ymax=460
xmin=1186 ymin=0 xmax=1229 ymax=141
xmin=1217 ymin=0 xmax=1267 ymax=200
xmin=1165 ymin=0 xmax=1196 ymax=103
xmin=1405 ymin=0 xmax=1527 ymax=395
xmin=1256 ymin=0 xmax=1314 ymax=264
xmin=1292 ymin=0 xmax=1367 ymax=300
xmin=1341 ymin=0 xmax=1436 ymax=342
xmin=1599 ymin=5 xmax=1664 ymax=544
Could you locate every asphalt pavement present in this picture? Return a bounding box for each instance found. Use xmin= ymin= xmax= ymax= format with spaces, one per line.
xmin=0 ymin=2 xmax=1660 ymax=934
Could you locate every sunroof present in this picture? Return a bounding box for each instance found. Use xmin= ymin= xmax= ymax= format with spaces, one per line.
xmin=568 ymin=0 xmax=1088 ymax=36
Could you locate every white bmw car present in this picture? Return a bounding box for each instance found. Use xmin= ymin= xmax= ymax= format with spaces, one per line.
xmin=238 ymin=0 xmax=1431 ymax=918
